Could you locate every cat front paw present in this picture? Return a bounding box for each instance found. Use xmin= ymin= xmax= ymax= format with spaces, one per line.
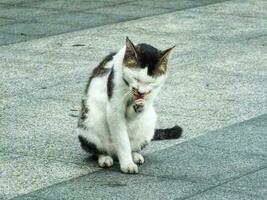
xmin=133 ymin=103 xmax=144 ymax=113
xmin=132 ymin=152 xmax=145 ymax=165
xmin=120 ymin=162 xmax=139 ymax=174
xmin=98 ymin=155 xmax=113 ymax=168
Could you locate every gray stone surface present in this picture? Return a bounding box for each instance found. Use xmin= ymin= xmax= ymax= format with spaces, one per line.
xmin=191 ymin=113 xmax=267 ymax=155
xmin=0 ymin=152 xmax=96 ymax=200
xmin=188 ymin=168 xmax=267 ymax=200
xmin=0 ymin=0 xmax=228 ymax=46
xmin=13 ymin=114 xmax=267 ymax=200
xmin=0 ymin=0 xmax=267 ymax=199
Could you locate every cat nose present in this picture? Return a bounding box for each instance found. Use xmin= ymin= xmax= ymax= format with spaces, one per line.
xmin=136 ymin=89 xmax=144 ymax=95
xmin=137 ymin=91 xmax=145 ymax=96
xmin=132 ymin=88 xmax=145 ymax=96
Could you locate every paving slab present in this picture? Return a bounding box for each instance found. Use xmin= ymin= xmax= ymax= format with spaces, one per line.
xmin=0 ymin=152 xmax=98 ymax=200
xmin=0 ymin=0 xmax=228 ymax=46
xmin=0 ymin=0 xmax=266 ymax=199
xmin=13 ymin=114 xmax=267 ymax=200
xmin=21 ymin=0 xmax=133 ymax=11
xmin=188 ymin=168 xmax=267 ymax=200
xmin=0 ymin=4 xmax=58 ymax=21
xmin=191 ymin=113 xmax=267 ymax=155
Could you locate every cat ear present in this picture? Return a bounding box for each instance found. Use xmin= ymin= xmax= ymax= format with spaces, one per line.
xmin=157 ymin=45 xmax=175 ymax=74
xmin=124 ymin=37 xmax=139 ymax=67
xmin=160 ymin=45 xmax=175 ymax=64
xmin=125 ymin=37 xmax=138 ymax=60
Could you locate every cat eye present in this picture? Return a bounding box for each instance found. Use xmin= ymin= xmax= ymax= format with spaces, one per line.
xmin=134 ymin=77 xmax=154 ymax=85
xmin=132 ymin=87 xmax=138 ymax=94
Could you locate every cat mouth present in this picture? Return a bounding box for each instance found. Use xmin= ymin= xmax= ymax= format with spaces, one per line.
xmin=133 ymin=93 xmax=145 ymax=100
xmin=132 ymin=88 xmax=151 ymax=101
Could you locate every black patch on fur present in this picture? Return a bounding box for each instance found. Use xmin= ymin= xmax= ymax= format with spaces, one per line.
xmin=84 ymin=52 xmax=116 ymax=95
xmin=78 ymin=135 xmax=99 ymax=156
xmin=153 ymin=126 xmax=183 ymax=140
xmin=79 ymin=52 xmax=115 ymax=127
xmin=107 ymin=67 xmax=114 ymax=99
xmin=137 ymin=43 xmax=161 ymax=76
xmin=80 ymin=99 xmax=89 ymax=120
xmin=122 ymin=77 xmax=129 ymax=86
xmin=78 ymin=99 xmax=89 ymax=128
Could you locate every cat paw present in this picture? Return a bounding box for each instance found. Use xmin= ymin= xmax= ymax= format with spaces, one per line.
xmin=132 ymin=152 xmax=145 ymax=165
xmin=120 ymin=162 xmax=139 ymax=174
xmin=98 ymin=155 xmax=113 ymax=168
xmin=133 ymin=104 xmax=144 ymax=113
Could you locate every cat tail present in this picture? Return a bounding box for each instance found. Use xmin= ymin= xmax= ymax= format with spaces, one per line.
xmin=153 ymin=125 xmax=183 ymax=140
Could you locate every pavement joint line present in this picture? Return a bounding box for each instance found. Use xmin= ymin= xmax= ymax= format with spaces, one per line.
xmin=10 ymin=150 xmax=267 ymax=200
xmin=30 ymin=0 xmax=229 ymax=17
xmin=9 ymin=113 xmax=267 ymax=199
xmin=0 ymin=0 xmax=231 ymax=47
xmin=10 ymin=164 xmax=184 ymax=200
xmin=10 ymin=170 xmax=102 ymax=200
xmin=178 ymin=165 xmax=267 ymax=200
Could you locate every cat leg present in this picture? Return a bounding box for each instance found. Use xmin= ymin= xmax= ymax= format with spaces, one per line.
xmin=98 ymin=154 xmax=114 ymax=168
xmin=132 ymin=152 xmax=144 ymax=165
xmin=107 ymin=103 xmax=138 ymax=174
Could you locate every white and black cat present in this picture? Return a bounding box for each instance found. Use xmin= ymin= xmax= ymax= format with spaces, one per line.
xmin=76 ymin=37 xmax=182 ymax=174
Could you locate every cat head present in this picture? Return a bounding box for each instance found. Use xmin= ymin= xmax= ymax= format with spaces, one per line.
xmin=122 ymin=37 xmax=175 ymax=100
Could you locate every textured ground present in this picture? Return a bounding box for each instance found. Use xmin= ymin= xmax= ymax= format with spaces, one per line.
xmin=0 ymin=0 xmax=266 ymax=199
xmin=12 ymin=114 xmax=267 ymax=200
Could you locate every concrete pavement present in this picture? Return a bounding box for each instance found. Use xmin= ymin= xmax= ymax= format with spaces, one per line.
xmin=0 ymin=0 xmax=266 ymax=199
xmin=0 ymin=0 xmax=228 ymax=46
xmin=12 ymin=114 xmax=267 ymax=200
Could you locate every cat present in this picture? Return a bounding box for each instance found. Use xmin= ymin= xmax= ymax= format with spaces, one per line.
xmin=75 ymin=37 xmax=182 ymax=174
